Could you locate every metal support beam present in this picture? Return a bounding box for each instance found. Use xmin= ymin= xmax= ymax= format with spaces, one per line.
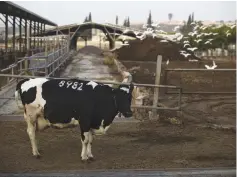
xmin=165 ymin=69 xmax=237 ymax=71
xmin=40 ymin=23 xmax=43 ymax=47
xmin=57 ymin=27 xmax=65 ymax=35
xmin=5 ymin=14 xmax=8 ymax=54
xmin=25 ymin=19 xmax=27 ymax=52
xmin=103 ymin=25 xmax=115 ymax=49
xmin=14 ymin=16 xmax=21 ymax=26
xmin=0 ymin=74 xmax=180 ymax=89
xmin=29 ymin=20 xmax=32 ymax=50
xmin=70 ymin=26 xmax=81 ymax=41
xmin=0 ymin=16 xmax=5 ymax=24
xmin=33 ymin=21 xmax=36 ymax=48
xmin=2 ymin=14 xmax=13 ymax=26
xmin=19 ymin=18 xmax=22 ymax=51
xmin=8 ymin=15 xmax=19 ymax=26
xmin=44 ymin=24 xmax=46 ymax=49
xmin=12 ymin=16 xmax=16 ymax=51
xmin=37 ymin=22 xmax=40 ymax=48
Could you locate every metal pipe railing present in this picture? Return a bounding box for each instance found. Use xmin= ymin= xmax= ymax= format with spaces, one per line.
xmin=0 ymin=73 xmax=180 ymax=89
xmin=165 ymin=69 xmax=236 ymax=71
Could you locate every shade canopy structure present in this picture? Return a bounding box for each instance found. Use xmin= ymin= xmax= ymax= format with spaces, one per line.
xmin=0 ymin=1 xmax=57 ymax=26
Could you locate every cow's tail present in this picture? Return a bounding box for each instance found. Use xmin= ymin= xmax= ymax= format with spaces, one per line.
xmin=15 ymin=90 xmax=24 ymax=109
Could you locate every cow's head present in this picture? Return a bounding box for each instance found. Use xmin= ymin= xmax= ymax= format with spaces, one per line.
xmin=114 ymin=83 xmax=134 ymax=118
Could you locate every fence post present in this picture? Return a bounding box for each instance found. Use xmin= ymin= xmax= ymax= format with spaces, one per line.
xmin=150 ymin=55 xmax=162 ymax=120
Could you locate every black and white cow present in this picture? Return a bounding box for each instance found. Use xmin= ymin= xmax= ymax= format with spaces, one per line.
xmin=15 ymin=78 xmax=134 ymax=161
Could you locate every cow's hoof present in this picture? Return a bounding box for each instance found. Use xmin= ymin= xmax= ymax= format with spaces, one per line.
xmin=88 ymin=157 xmax=95 ymax=161
xmin=81 ymin=158 xmax=88 ymax=163
xmin=33 ymin=154 xmax=41 ymax=159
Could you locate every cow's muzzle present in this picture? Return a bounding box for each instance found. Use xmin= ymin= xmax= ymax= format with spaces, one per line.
xmin=123 ymin=111 xmax=133 ymax=118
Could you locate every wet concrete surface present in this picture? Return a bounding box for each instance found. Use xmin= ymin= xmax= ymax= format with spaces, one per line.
xmin=60 ymin=53 xmax=120 ymax=81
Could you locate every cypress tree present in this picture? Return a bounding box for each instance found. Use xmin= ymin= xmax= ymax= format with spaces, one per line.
xmin=147 ymin=10 xmax=152 ymax=27
xmin=116 ymin=16 xmax=118 ymax=25
xmin=123 ymin=19 xmax=127 ymax=27
xmin=127 ymin=17 xmax=130 ymax=27
xmin=191 ymin=12 xmax=194 ymax=22
xmin=187 ymin=14 xmax=192 ymax=25
xmin=88 ymin=12 xmax=92 ymax=22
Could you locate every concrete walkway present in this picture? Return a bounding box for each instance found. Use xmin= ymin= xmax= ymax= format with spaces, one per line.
xmin=60 ymin=52 xmax=121 ymax=81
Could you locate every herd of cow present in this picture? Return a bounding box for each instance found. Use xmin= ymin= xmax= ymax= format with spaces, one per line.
xmin=14 ymin=76 xmax=140 ymax=162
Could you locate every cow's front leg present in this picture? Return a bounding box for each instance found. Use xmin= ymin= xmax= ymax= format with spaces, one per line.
xmin=81 ymin=131 xmax=89 ymax=162
xmin=87 ymin=131 xmax=94 ymax=161
xmin=25 ymin=112 xmax=40 ymax=158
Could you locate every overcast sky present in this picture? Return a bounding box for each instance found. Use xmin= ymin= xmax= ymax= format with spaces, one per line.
xmin=4 ymin=1 xmax=237 ymax=26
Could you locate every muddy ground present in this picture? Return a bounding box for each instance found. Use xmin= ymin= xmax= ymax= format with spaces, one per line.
xmin=122 ymin=60 xmax=236 ymax=91
xmin=120 ymin=60 xmax=236 ymax=126
xmin=0 ymin=121 xmax=235 ymax=173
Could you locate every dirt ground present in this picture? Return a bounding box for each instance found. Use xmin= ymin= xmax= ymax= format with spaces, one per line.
xmin=121 ymin=60 xmax=236 ymax=90
xmin=0 ymin=43 xmax=235 ymax=173
xmin=120 ymin=60 xmax=236 ymax=126
xmin=0 ymin=121 xmax=235 ymax=173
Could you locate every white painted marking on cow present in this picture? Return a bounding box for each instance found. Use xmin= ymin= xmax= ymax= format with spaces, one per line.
xmin=81 ymin=132 xmax=89 ymax=160
xmin=86 ymin=81 xmax=98 ymax=89
xmin=71 ymin=82 xmax=78 ymax=89
xmin=120 ymin=87 xmax=129 ymax=93
xmin=66 ymin=81 xmax=73 ymax=88
xmin=77 ymin=83 xmax=83 ymax=90
xmin=58 ymin=80 xmax=66 ymax=87
xmin=21 ymin=78 xmax=48 ymax=93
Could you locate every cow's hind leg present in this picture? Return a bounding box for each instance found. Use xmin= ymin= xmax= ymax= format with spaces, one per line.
xmin=79 ymin=118 xmax=91 ymax=162
xmin=80 ymin=131 xmax=89 ymax=162
xmin=24 ymin=111 xmax=40 ymax=158
xmin=87 ymin=131 xmax=94 ymax=161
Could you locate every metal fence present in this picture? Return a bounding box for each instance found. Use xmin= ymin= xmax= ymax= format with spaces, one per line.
xmin=164 ymin=68 xmax=236 ymax=94
xmin=0 ymin=74 xmax=182 ymax=112
xmin=0 ymin=35 xmax=73 ymax=107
